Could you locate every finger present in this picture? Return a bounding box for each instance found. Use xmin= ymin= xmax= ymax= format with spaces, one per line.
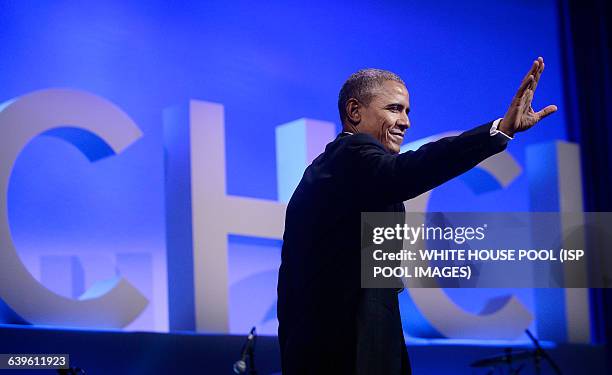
xmin=535 ymin=104 xmax=558 ymax=121
xmin=521 ymin=60 xmax=539 ymax=85
xmin=515 ymin=75 xmax=534 ymax=101
xmin=531 ymin=58 xmax=545 ymax=91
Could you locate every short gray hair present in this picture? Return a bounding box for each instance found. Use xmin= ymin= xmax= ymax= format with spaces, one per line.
xmin=338 ymin=68 xmax=405 ymax=124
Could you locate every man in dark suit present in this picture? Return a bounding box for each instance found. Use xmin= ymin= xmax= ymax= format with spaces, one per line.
xmin=277 ymin=58 xmax=556 ymax=375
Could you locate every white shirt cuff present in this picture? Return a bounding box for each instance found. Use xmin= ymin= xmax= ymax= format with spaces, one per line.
xmin=490 ymin=118 xmax=513 ymax=140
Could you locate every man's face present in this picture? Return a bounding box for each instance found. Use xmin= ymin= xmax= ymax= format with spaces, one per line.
xmin=358 ymin=80 xmax=410 ymax=154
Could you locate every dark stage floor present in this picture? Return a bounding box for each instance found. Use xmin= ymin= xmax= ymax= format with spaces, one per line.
xmin=0 ymin=324 xmax=608 ymax=374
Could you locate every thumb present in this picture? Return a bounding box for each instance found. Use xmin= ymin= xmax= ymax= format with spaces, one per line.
xmin=535 ymin=105 xmax=558 ymax=121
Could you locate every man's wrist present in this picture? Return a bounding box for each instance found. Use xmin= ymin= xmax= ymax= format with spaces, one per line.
xmin=497 ymin=119 xmax=515 ymax=139
xmin=491 ymin=118 xmax=514 ymax=140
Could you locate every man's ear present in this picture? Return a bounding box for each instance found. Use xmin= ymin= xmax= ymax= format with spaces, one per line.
xmin=346 ymin=98 xmax=361 ymax=125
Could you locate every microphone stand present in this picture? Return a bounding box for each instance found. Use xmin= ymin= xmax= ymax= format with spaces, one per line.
xmin=248 ymin=327 xmax=257 ymax=375
xmin=525 ymin=329 xmax=562 ymax=375
xmin=233 ymin=327 xmax=257 ymax=375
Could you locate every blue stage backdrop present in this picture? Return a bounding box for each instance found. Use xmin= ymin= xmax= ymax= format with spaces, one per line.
xmin=0 ymin=0 xmax=580 ymax=343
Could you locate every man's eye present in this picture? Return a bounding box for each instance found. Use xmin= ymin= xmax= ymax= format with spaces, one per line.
xmin=388 ymin=106 xmax=401 ymax=112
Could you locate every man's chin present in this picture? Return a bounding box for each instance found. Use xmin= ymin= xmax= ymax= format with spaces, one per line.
xmin=387 ymin=143 xmax=401 ymax=154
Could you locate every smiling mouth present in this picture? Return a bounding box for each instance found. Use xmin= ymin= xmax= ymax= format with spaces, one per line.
xmin=389 ymin=130 xmax=405 ymax=139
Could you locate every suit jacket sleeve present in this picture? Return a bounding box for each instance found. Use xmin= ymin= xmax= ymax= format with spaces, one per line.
xmin=343 ymin=122 xmax=509 ymax=205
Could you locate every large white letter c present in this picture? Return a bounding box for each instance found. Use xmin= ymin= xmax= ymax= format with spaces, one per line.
xmin=0 ymin=89 xmax=147 ymax=328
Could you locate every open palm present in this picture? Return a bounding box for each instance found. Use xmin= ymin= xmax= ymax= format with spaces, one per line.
xmin=499 ymin=57 xmax=557 ymax=136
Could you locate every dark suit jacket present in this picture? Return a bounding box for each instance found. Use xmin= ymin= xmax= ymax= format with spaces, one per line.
xmin=277 ymin=123 xmax=509 ymax=375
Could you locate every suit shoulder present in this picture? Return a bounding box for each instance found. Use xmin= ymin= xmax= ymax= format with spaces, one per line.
xmin=337 ymin=133 xmax=387 ymax=153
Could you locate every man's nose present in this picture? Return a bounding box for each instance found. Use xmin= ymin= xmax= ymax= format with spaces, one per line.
xmin=398 ymin=113 xmax=410 ymax=129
